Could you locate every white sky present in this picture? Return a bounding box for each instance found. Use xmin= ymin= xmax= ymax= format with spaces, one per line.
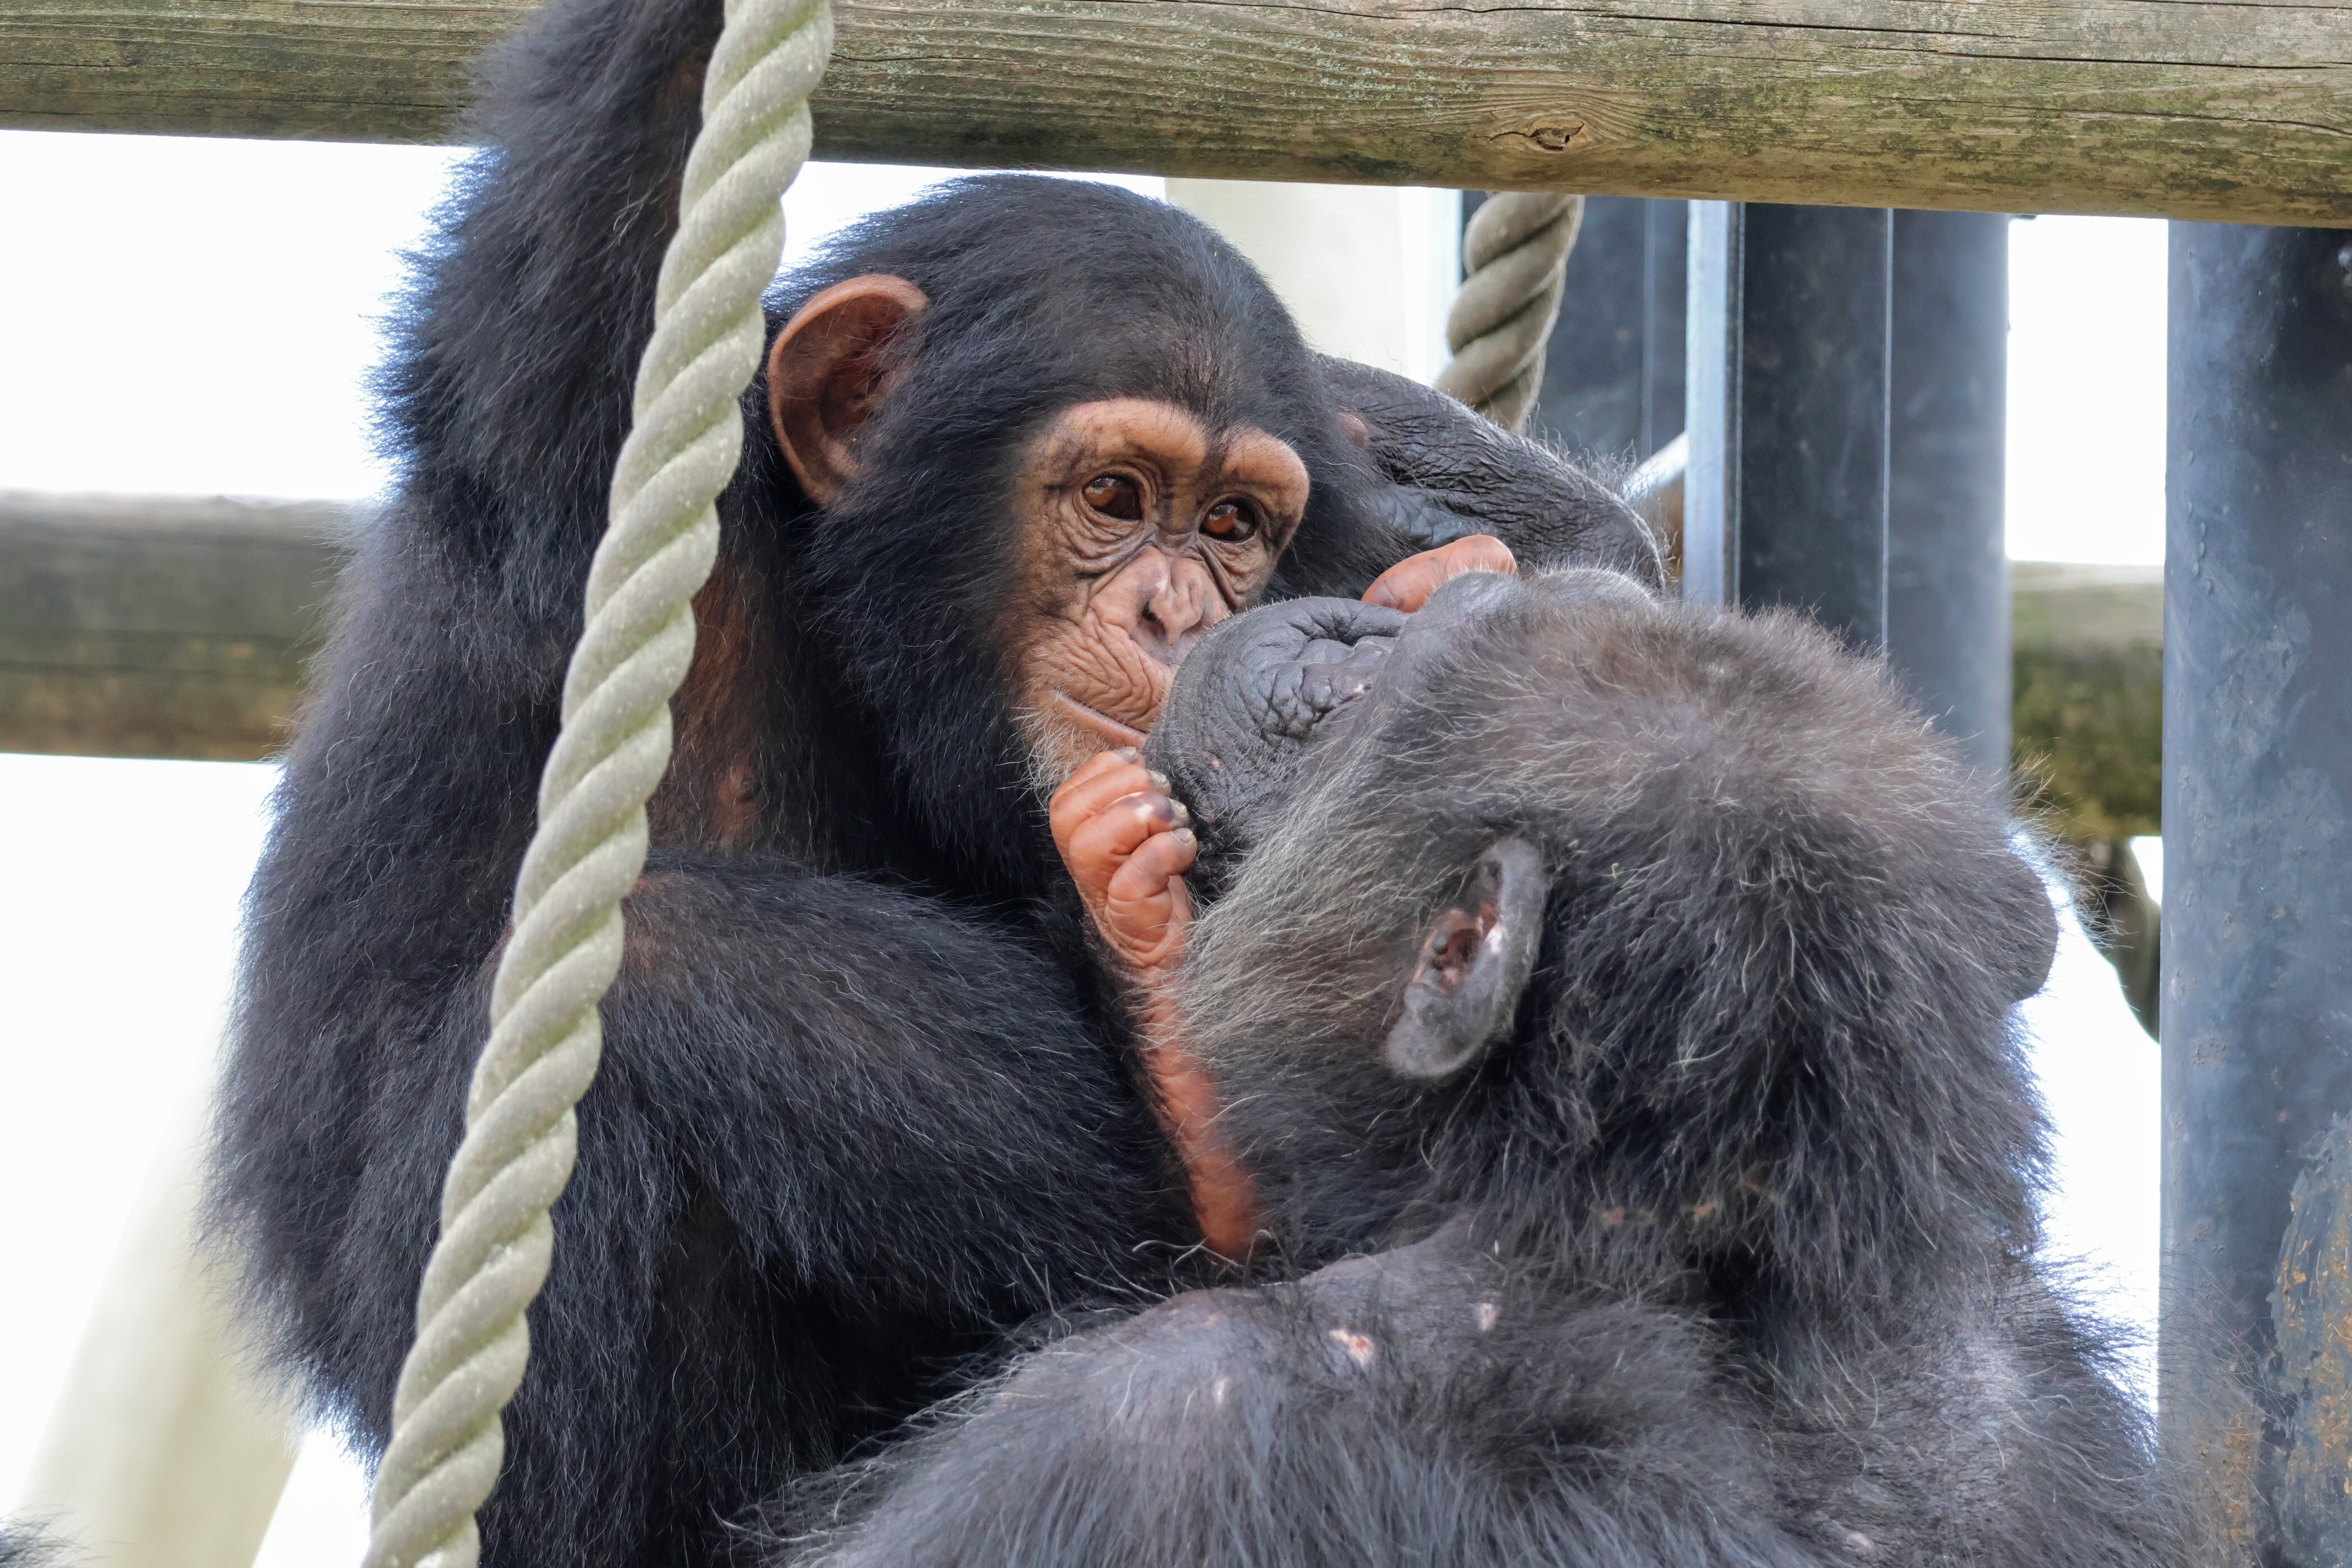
xmin=0 ymin=127 xmax=2165 ymax=1558
xmin=2006 ymin=215 xmax=2169 ymax=566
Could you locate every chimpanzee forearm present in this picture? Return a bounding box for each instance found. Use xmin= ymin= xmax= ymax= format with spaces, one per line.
xmin=764 ymin=1233 xmax=1834 ymax=1568
xmin=383 ymin=0 xmax=727 ymax=643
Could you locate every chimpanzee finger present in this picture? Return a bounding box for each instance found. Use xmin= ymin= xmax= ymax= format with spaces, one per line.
xmin=1103 ymin=829 xmax=1197 ymax=968
xmin=1106 ymin=823 xmax=1198 ymax=909
xmin=1054 ymin=752 xmax=1152 ymax=827
xmin=1049 ymin=760 xmax=1164 ymax=848
xmin=1361 ymin=534 xmax=1518 ymax=613
xmin=1049 ymin=761 xmax=1157 ymax=832
xmin=1060 ymin=747 xmax=1143 ymax=795
xmin=1063 ymin=790 xmax=1189 ymax=890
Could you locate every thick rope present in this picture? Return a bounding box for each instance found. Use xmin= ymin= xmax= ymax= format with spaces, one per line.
xmin=359 ymin=1 xmax=833 ymax=1562
xmin=1435 ymin=192 xmax=1583 ymax=434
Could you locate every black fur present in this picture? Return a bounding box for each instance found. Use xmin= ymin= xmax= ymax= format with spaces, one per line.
xmin=0 ymin=1526 xmax=71 ymax=1567
xmin=209 ymin=0 xmax=1667 ymax=1558
xmin=762 ymin=571 xmax=2187 ymax=1567
xmin=1316 ymin=353 xmax=1662 ymax=580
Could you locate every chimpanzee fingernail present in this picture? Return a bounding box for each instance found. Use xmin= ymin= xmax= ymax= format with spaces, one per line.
xmin=1115 ymin=747 xmax=1142 ymax=761
xmin=1148 ymin=770 xmax=1171 ymax=792
xmin=1166 ymin=799 xmax=1190 ymax=824
xmin=1170 ymin=828 xmax=1196 ymax=849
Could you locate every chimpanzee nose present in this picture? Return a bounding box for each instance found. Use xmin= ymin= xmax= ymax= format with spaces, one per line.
xmin=1101 ymin=550 xmax=1220 ymax=664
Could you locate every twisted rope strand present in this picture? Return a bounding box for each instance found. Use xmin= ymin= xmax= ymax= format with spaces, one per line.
xmin=360 ymin=0 xmax=833 ymax=1562
xmin=1434 ymin=192 xmax=1584 ymax=433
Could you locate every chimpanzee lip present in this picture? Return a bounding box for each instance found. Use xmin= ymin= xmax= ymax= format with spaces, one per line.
xmin=1050 ymin=690 xmax=1149 ymax=748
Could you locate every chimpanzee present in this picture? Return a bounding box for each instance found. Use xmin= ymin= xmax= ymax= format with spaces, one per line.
xmin=760 ymin=569 xmax=2193 ymax=1567
xmin=207 ymin=1 xmax=1657 ymax=1565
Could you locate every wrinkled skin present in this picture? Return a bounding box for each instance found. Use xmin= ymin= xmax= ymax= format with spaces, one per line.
xmin=1000 ymin=400 xmax=1312 ymax=776
xmin=1319 ymin=355 xmax=1661 ymax=584
xmin=1144 ymin=569 xmax=1655 ymax=894
xmin=1142 ymin=596 xmax=1402 ymax=898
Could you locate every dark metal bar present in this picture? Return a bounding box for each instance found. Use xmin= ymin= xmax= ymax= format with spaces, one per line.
xmin=1684 ymin=202 xmax=1893 ymax=651
xmin=2161 ymin=225 xmax=2352 ymax=1560
xmin=1503 ymin=195 xmax=1687 ymax=459
xmin=1887 ymin=210 xmax=2011 ymax=775
xmin=1638 ymin=200 xmax=1690 ymax=459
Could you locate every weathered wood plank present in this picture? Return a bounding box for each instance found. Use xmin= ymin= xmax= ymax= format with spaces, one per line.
xmin=0 ymin=493 xmax=355 ymax=762
xmin=2 ymin=0 xmax=2346 ymax=223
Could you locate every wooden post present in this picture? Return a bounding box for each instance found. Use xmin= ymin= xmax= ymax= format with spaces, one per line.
xmin=2 ymin=0 xmax=2348 ymax=224
xmin=0 ymin=493 xmax=353 ymax=762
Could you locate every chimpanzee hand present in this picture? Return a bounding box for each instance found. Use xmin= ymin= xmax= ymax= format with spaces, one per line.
xmin=1050 ymin=747 xmax=1197 ymax=973
xmin=1359 ymin=532 xmax=1516 ymax=613
xmin=1051 ymin=750 xmax=1259 ymax=1259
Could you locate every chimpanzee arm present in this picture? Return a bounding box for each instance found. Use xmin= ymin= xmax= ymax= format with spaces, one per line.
xmin=1311 ymin=354 xmax=1667 ymax=591
xmin=763 ymin=1233 xmax=1833 ymax=1568
xmin=381 ymin=0 xmax=729 ymax=644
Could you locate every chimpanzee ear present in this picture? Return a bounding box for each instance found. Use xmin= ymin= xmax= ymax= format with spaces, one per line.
xmin=1997 ymin=850 xmax=2064 ymax=1003
xmin=766 ymin=274 xmax=929 ymax=504
xmin=1384 ymin=838 xmax=1547 ymax=1081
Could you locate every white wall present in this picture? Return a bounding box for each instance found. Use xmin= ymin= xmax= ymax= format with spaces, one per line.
xmin=1165 ymin=181 xmax=1459 ymax=383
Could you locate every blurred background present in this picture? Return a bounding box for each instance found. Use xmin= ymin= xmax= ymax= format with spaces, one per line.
xmin=0 ymin=130 xmax=2163 ymax=1564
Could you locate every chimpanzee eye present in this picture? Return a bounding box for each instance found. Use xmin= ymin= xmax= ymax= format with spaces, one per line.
xmin=1202 ymin=500 xmax=1260 ymax=541
xmin=1082 ymin=474 xmax=1144 ymax=522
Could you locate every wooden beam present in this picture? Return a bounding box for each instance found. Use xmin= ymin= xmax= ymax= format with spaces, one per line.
xmin=0 ymin=493 xmax=353 ymax=763
xmin=3 ymin=0 xmax=2346 ymax=224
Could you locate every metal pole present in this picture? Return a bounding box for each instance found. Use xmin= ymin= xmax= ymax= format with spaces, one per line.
xmin=1684 ymin=202 xmax=1894 ymax=651
xmin=1638 ymin=199 xmax=1689 ymax=459
xmin=1887 ymin=211 xmax=2011 ymax=774
xmin=2162 ymin=225 xmax=2352 ymax=1562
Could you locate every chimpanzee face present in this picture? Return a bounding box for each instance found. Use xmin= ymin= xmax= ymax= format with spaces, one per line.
xmin=1156 ymin=565 xmax=2059 ymax=1116
xmin=764 ymin=271 xmax=1324 ymax=793
xmin=1002 ymin=398 xmax=1310 ymax=782
xmin=1147 ymin=569 xmax=1650 ymax=898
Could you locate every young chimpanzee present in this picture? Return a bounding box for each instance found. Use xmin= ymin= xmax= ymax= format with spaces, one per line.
xmin=209 ymin=0 xmax=1657 ymax=1564
xmin=764 ymin=571 xmax=2192 ymax=1566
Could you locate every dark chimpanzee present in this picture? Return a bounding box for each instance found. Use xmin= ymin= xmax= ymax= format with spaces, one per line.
xmin=761 ymin=569 xmax=2193 ymax=1567
xmin=208 ymin=1 xmax=1656 ymax=1566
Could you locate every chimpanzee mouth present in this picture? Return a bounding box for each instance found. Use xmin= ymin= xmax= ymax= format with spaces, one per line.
xmin=1253 ymin=621 xmax=1397 ymax=741
xmin=1145 ymin=596 xmax=1411 ymax=891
